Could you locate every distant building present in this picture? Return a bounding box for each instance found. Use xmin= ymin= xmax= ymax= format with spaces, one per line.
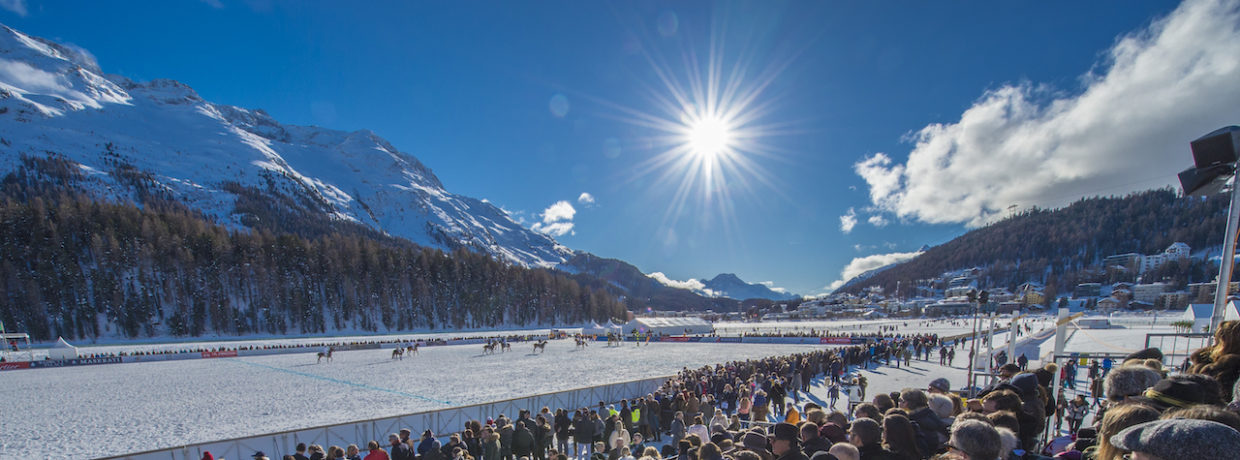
xmin=1073 ymin=283 xmax=1102 ymax=298
xmin=1156 ymin=291 xmax=1191 ymax=310
xmin=1017 ymin=282 xmax=1046 ymax=306
xmin=1097 ymin=297 xmax=1121 ymax=311
xmin=1132 ymin=282 xmax=1170 ymax=304
xmin=1104 ymin=253 xmax=1141 ymax=269
xmin=925 ymin=299 xmax=974 ymax=316
xmin=945 ymin=276 xmax=978 ymax=298
xmin=1138 ymin=243 xmax=1190 ymax=274
xmin=1188 ymin=281 xmax=1240 ymax=304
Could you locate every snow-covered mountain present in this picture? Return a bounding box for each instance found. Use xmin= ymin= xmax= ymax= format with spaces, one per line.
xmin=0 ymin=24 xmax=570 ymax=267
xmin=699 ymin=273 xmax=799 ymax=301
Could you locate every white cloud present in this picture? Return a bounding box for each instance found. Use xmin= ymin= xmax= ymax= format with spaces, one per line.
xmin=531 ymin=221 xmax=574 ymax=237
xmin=839 ymin=207 xmax=857 ymax=234
xmin=530 ymin=200 xmax=577 ymax=237
xmin=758 ymin=281 xmax=790 ymax=294
xmin=0 ymin=58 xmax=64 ymax=93
xmin=867 ymin=215 xmax=888 ymax=227
xmin=648 ymin=272 xmax=708 ymax=293
xmin=542 ymin=200 xmax=576 ymax=222
xmin=0 ymin=0 xmax=27 ymax=16
xmin=577 ymin=192 xmax=595 ymax=206
xmin=856 ymin=0 xmax=1240 ymax=227
xmin=824 ymin=250 xmax=923 ymax=292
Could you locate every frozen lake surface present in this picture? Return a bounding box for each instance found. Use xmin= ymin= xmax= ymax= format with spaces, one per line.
xmin=1 ymin=341 xmax=819 ymax=459
xmin=0 ymin=313 xmax=1182 ymax=459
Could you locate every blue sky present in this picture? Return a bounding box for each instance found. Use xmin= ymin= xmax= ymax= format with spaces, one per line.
xmin=6 ymin=0 xmax=1239 ymax=297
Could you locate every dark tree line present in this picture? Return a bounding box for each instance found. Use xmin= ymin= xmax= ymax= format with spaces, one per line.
xmin=844 ymin=189 xmax=1231 ymax=301
xmin=0 ymin=156 xmax=626 ymax=341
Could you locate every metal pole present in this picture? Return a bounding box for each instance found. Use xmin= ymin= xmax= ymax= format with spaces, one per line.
xmin=1052 ymin=308 xmax=1068 ymax=393
xmin=1007 ymin=314 xmax=1019 ymax=369
xmin=1211 ymin=166 xmax=1240 ymax=336
xmin=987 ymin=313 xmax=997 ymax=386
xmin=968 ymin=303 xmax=980 ymax=395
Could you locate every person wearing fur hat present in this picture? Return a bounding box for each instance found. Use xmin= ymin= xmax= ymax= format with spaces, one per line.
xmin=1110 ymin=418 xmax=1240 ymax=460
xmin=1188 ymin=320 xmax=1240 ymax=401
xmin=1104 ymin=366 xmax=1161 ymax=404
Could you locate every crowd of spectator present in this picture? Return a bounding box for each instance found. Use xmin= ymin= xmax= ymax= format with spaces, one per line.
xmin=229 ymin=320 xmax=1240 ymax=460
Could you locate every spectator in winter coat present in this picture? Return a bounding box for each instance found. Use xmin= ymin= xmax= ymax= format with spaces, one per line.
xmin=501 ymin=422 xmax=515 ymax=460
xmin=555 ymin=409 xmax=572 ymax=454
xmin=390 ymin=434 xmax=414 ymax=460
xmin=484 ymin=432 xmax=501 ymax=460
xmin=364 ymin=441 xmax=390 ymax=460
xmin=418 ymin=431 xmax=443 ymax=460
xmin=441 ymin=434 xmax=467 ymax=460
xmin=899 ymin=388 xmax=947 ymax=453
xmin=533 ymin=416 xmax=552 ymax=460
xmin=575 ymin=410 xmax=595 ymax=458
xmin=687 ymin=415 xmax=710 ymax=445
xmin=645 ymin=397 xmax=661 ymax=441
xmin=799 ymin=422 xmax=830 ymax=458
xmin=513 ymin=421 xmax=536 ymax=460
xmin=846 ymin=418 xmax=898 ymax=460
xmin=1066 ymin=395 xmax=1090 ymax=434
xmin=671 ymin=411 xmax=687 ymax=445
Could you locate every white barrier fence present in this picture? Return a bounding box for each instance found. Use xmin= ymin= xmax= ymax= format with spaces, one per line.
xmin=100 ymin=375 xmax=673 ymax=460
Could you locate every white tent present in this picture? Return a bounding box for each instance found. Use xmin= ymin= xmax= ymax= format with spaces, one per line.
xmin=623 ymin=317 xmax=713 ymax=335
xmin=581 ymin=323 xmax=622 ymax=336
xmin=1183 ymin=304 xmax=1214 ymax=332
xmin=48 ymin=336 xmax=78 ymax=360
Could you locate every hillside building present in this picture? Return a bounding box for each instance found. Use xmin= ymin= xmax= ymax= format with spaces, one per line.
xmin=945 ymin=276 xmax=978 ymax=298
xmin=1104 ymin=253 xmax=1141 ymax=269
xmin=1137 ymin=243 xmax=1190 ymax=274
xmin=1132 ymin=282 xmax=1169 ymax=304
xmin=1073 ymin=283 xmax=1102 ymax=298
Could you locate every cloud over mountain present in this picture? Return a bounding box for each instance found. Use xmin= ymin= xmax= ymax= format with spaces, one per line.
xmin=856 ymin=0 xmax=1240 ymax=227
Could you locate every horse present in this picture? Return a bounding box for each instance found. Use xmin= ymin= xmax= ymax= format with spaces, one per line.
xmin=533 ymin=340 xmax=547 ymax=353
xmin=483 ymin=341 xmax=497 ymax=355
xmin=407 ymin=343 xmax=420 ymax=355
xmin=317 ymin=348 xmax=333 ymax=364
xmin=500 ymin=341 xmax=512 ymax=353
xmin=392 ymin=348 xmax=404 ymax=360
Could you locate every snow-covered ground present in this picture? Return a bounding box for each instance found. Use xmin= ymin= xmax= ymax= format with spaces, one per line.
xmin=0 ymin=314 xmax=1188 ymax=459
xmin=1 ymin=341 xmax=822 ymax=459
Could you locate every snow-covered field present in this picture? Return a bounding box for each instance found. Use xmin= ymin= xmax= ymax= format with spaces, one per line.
xmin=1 ymin=341 xmax=820 ymax=459
xmin=0 ymin=314 xmax=1188 ymax=459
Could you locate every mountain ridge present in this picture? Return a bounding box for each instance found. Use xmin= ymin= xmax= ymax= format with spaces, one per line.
xmin=0 ymin=23 xmax=571 ymax=269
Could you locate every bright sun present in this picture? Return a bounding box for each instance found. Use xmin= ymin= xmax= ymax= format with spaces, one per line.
xmin=686 ymin=115 xmax=734 ymax=158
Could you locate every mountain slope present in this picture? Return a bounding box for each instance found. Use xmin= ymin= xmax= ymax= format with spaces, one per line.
xmin=0 ymin=24 xmax=568 ymax=268
xmin=562 ymin=252 xmax=742 ymax=311
xmin=700 ymin=273 xmax=799 ymax=301
xmin=839 ymin=190 xmax=1230 ymax=299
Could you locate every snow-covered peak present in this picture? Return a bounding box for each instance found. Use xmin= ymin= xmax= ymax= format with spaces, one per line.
xmin=0 ymin=23 xmax=569 ymax=268
xmin=0 ymin=24 xmax=130 ymax=117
